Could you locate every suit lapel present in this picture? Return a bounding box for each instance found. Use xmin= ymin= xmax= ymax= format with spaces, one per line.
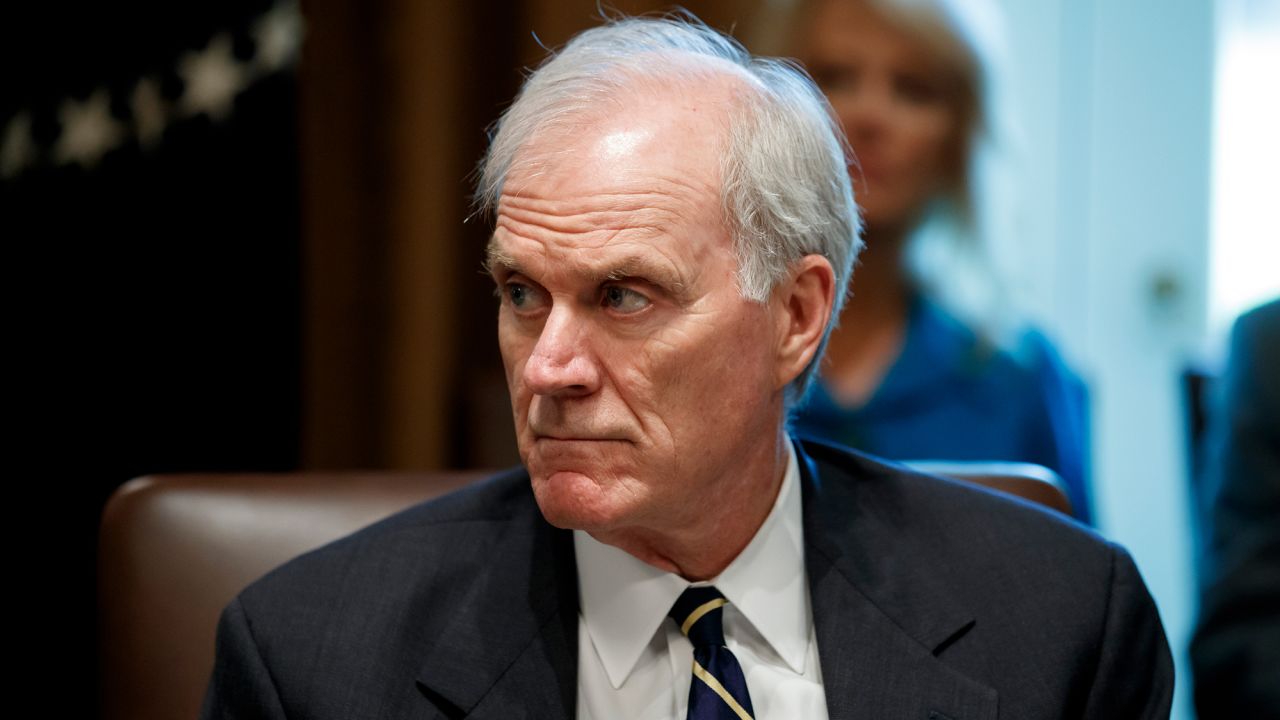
xmin=412 ymin=444 xmax=998 ymax=719
xmin=415 ymin=492 xmax=578 ymax=719
xmin=799 ymin=442 xmax=998 ymax=720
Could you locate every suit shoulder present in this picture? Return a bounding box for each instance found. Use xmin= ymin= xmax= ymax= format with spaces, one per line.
xmin=209 ymin=468 xmax=566 ymax=715
xmin=800 ymin=439 xmax=1174 ymax=709
xmin=802 ymin=438 xmax=1112 ymax=572
xmin=236 ymin=467 xmax=536 ymax=611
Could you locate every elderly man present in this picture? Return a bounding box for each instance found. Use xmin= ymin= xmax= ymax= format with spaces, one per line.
xmin=203 ymin=15 xmax=1173 ymax=720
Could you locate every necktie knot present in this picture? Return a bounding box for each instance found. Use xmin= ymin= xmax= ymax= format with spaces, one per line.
xmin=668 ymin=586 xmax=728 ymax=649
xmin=668 ymin=586 xmax=755 ymax=719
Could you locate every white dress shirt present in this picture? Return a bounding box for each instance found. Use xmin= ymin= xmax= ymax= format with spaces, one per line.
xmin=574 ymin=441 xmax=828 ymax=720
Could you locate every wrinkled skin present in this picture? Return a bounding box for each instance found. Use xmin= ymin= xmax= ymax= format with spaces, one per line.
xmin=488 ymin=75 xmax=834 ymax=578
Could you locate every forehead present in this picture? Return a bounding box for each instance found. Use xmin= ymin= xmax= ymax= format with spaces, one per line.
xmin=490 ymin=74 xmax=742 ymax=275
xmin=802 ymin=1 xmax=959 ymax=73
xmin=507 ymin=73 xmax=736 ymax=200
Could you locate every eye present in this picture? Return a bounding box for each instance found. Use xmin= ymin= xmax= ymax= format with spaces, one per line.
xmin=505 ymin=281 xmax=548 ymax=313
xmin=893 ymin=73 xmax=942 ymax=104
xmin=811 ymin=64 xmax=858 ymax=94
xmin=601 ymin=285 xmax=651 ymax=314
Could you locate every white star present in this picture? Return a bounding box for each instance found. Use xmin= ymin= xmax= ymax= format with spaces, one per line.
xmin=131 ymin=76 xmax=168 ymax=150
xmin=1 ymin=111 xmax=38 ymax=179
xmin=178 ymin=33 xmax=248 ymax=122
xmin=53 ymin=88 xmax=125 ymax=169
xmin=253 ymin=1 xmax=304 ymax=75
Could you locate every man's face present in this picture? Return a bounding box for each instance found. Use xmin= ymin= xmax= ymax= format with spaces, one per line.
xmin=489 ymin=90 xmax=787 ymax=539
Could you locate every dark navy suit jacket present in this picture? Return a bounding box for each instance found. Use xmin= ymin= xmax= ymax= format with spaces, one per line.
xmin=1191 ymin=298 xmax=1280 ymax=717
xmin=202 ymin=440 xmax=1173 ymax=719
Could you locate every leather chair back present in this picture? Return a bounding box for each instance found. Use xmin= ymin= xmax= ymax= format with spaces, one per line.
xmin=99 ymin=471 xmax=483 ymax=720
xmin=909 ymin=460 xmax=1074 ymax=517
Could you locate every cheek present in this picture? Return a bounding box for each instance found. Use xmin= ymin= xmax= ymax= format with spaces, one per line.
xmin=899 ymin=108 xmax=956 ymax=171
xmin=828 ymin=96 xmax=857 ymax=134
xmin=634 ymin=314 xmax=718 ymax=389
xmin=626 ymin=308 xmax=774 ymax=421
xmin=608 ymin=335 xmax=670 ymax=431
xmin=497 ymin=322 xmax=533 ymax=402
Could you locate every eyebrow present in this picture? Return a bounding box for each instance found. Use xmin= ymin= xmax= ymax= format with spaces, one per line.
xmin=483 ymin=240 xmax=517 ymax=277
xmin=603 ymin=257 xmax=688 ymax=294
xmin=485 ymin=238 xmax=688 ymax=295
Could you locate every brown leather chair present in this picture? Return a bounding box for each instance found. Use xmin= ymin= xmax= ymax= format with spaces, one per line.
xmin=98 ymin=462 xmax=1069 ymax=720
xmin=98 ymin=471 xmax=484 ymax=720
xmin=908 ymin=460 xmax=1074 ymax=517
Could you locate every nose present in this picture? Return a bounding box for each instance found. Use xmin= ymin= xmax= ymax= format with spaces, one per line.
xmin=836 ymin=82 xmax=888 ymax=148
xmin=522 ymin=305 xmax=601 ymax=398
xmin=845 ymin=106 xmax=884 ymax=151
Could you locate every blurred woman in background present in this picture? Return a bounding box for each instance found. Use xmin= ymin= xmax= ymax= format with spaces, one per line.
xmin=775 ymin=0 xmax=1094 ymax=523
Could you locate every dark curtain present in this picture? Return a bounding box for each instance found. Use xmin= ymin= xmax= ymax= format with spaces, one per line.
xmin=3 ymin=1 xmax=301 ymax=712
xmin=2 ymin=0 xmax=759 ymax=713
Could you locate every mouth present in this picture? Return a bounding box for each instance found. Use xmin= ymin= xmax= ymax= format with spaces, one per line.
xmin=534 ymin=435 xmax=628 ymax=443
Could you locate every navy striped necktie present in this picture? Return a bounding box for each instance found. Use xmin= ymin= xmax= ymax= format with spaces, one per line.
xmin=669 ymin=586 xmax=756 ymax=720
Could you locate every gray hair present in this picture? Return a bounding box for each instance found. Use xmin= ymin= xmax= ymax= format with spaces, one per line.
xmin=476 ymin=13 xmax=862 ymax=405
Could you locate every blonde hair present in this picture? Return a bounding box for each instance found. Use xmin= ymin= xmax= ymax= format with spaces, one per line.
xmin=755 ymin=0 xmax=1020 ymax=335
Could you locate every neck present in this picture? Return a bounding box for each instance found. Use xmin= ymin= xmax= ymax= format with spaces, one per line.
xmin=830 ymin=224 xmax=913 ymax=350
xmin=851 ymin=225 xmax=910 ymax=303
xmin=820 ymin=224 xmax=914 ymax=405
xmin=590 ymin=427 xmax=790 ymax=582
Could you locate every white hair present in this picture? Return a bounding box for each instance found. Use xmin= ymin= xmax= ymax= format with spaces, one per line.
xmin=476 ymin=13 xmax=862 ymax=404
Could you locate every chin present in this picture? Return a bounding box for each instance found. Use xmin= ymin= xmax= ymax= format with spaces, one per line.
xmin=529 ymin=468 xmax=630 ymax=532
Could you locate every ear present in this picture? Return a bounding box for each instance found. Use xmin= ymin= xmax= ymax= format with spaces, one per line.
xmin=772 ymin=254 xmax=836 ymax=390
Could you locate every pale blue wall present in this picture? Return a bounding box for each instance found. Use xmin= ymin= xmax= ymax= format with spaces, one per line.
xmin=994 ymin=2 xmax=1216 ymax=717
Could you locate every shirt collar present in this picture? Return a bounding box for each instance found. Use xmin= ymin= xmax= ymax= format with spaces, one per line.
xmin=574 ymin=440 xmax=810 ymax=688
